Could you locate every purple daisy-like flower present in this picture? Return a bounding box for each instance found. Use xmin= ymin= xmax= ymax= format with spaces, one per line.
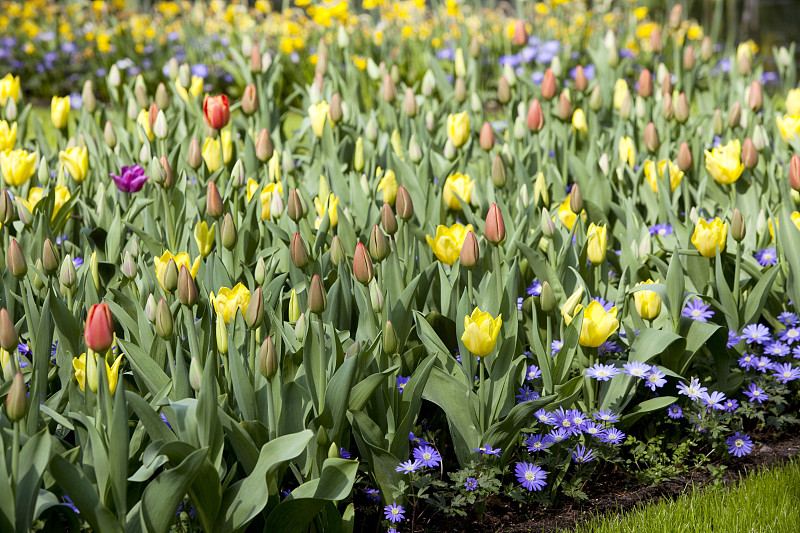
xmin=727 ymin=330 xmax=742 ymax=348
xmin=525 ymin=434 xmax=554 ymax=453
xmin=738 ymin=354 xmax=757 ymax=370
xmin=682 ymin=299 xmax=714 ymax=322
xmin=598 ymin=341 xmax=622 ymax=355
xmin=396 ymin=376 xmax=410 ymax=392
xmin=644 ymin=366 xmax=666 ymax=391
xmin=548 ymin=428 xmax=569 ymax=443
xmin=526 ymin=364 xmax=542 ymax=381
xmin=464 ymin=477 xmax=478 ymax=491
xmin=551 ymin=340 xmax=564 ymax=355
xmin=701 ymin=390 xmax=727 ymax=410
xmin=754 ymin=356 xmax=772 ymax=373
xmin=110 ymin=165 xmax=149 ymax=193
xmin=535 ymin=408 xmax=556 ymax=425
xmin=473 ymin=445 xmax=501 ymax=456
xmin=772 ymin=363 xmax=800 ymax=383
xmin=384 ymin=503 xmax=405 ymax=523
xmin=601 ymin=427 xmax=626 ymax=444
xmin=649 ymin=223 xmax=673 ymax=237
xmin=409 ymin=432 xmax=432 ymax=446
xmin=779 ymin=327 xmax=800 ymax=345
xmin=765 ymin=342 xmax=790 ymax=357
xmin=395 ymin=459 xmax=422 ymax=474
xmin=572 ymin=444 xmax=597 ymax=463
xmin=160 ymin=413 xmax=172 ymax=429
xmin=723 ymin=398 xmax=739 ymax=412
xmin=527 ymin=280 xmax=542 ymax=296
xmin=592 ymin=410 xmax=620 ymax=423
xmin=413 ymin=445 xmax=442 ymax=468
xmin=515 ymin=462 xmax=547 ymax=491
xmin=778 ymin=312 xmax=799 ymax=326
xmin=364 ymin=488 xmax=381 ymax=502
xmin=667 ymin=404 xmax=683 ymax=419
xmin=515 ymin=386 xmax=540 ymax=403
xmin=339 ymin=448 xmax=351 ymax=459
xmin=586 ymin=363 xmax=620 ymax=381
xmin=741 ymin=323 xmax=772 ymax=345
xmin=794 ymin=346 xmax=800 ymax=359
xmin=726 ymin=432 xmax=753 ymax=457
xmin=743 ymin=383 xmax=768 ymax=403
xmin=754 ymin=248 xmax=777 ymax=267
xmin=623 ymin=361 xmax=650 ymax=378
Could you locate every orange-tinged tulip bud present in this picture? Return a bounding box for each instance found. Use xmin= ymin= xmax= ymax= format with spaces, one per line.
xmin=748 ymin=80 xmax=762 ymax=111
xmin=742 ymin=138 xmax=758 ymax=169
xmin=460 ymin=230 xmax=479 ymax=268
xmin=790 ymin=154 xmax=800 ymax=191
xmin=638 ymin=69 xmax=652 ymax=98
xmin=479 ymin=122 xmax=495 ymax=151
xmin=677 ymin=141 xmax=693 ymax=172
xmin=485 ymin=203 xmax=506 ymax=244
xmin=203 ymin=94 xmax=230 ymax=130
xmin=84 ymin=303 xmax=114 ymax=352
xmin=512 ymin=19 xmax=527 ymax=46
xmin=527 ymin=99 xmax=544 ymax=131
xmin=308 ymin=274 xmax=327 ymax=315
xmin=241 ymin=84 xmax=258 ymax=115
xmin=353 ymin=242 xmax=374 ymax=285
xmin=541 ymin=69 xmax=557 ymax=100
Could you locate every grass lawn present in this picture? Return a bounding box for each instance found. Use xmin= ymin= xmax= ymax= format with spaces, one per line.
xmin=565 ymin=461 xmax=800 ymax=533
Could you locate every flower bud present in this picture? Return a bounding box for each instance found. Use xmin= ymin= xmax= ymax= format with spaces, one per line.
xmin=494 ymin=75 xmax=511 ymax=105
xmin=748 ymin=80 xmax=762 ymax=112
xmin=60 ymin=254 xmax=76 ymax=289
xmin=259 ymin=336 xmax=278 ymax=380
xmin=753 ymin=125 xmax=767 ymax=151
xmin=526 ymin=99 xmax=544 ymax=132
xmin=6 ymin=372 xmax=27 ymax=422
xmin=396 ymin=185 xmax=414 ymax=221
xmin=369 ymin=279 xmax=383 ymax=313
xmin=308 ymin=274 xmax=327 ymax=315
xmin=163 ymin=258 xmax=179 ymax=293
xmin=253 ymin=129 xmax=274 ymax=163
xmin=638 ymin=69 xmax=652 ymax=98
xmin=682 ymin=45 xmax=695 ymax=70
xmin=561 ymin=285 xmax=584 ymax=319
xmin=241 ymin=84 xmax=258 ymax=115
xmin=539 ymin=281 xmax=556 ymax=313
xmin=674 ymin=92 xmax=689 ymax=123
xmin=728 ymin=102 xmax=741 ymax=129
xmin=188 ymin=138 xmax=202 ymax=169
xmin=401 ymin=87 xmax=418 ymax=117
xmin=287 ymin=189 xmax=303 ymax=222
xmin=479 ymin=122 xmax=495 ymax=151
xmin=712 ymin=109 xmax=724 ymax=135
xmin=153 ymin=110 xmax=168 ymax=140
xmin=541 ymin=68 xmax=557 ymax=100
xmin=469 ymin=34 xmax=481 ymax=58
xmin=206 ymin=180 xmax=223 ymax=219
xmin=221 ymin=213 xmax=237 ymax=250
xmin=245 ymin=286 xmax=264 ymax=329
xmin=0 ymin=190 xmax=15 ymax=225
xmin=4 ymin=97 xmax=17 ymax=121
xmin=144 ymin=293 xmax=157 ymax=324
xmin=557 ymin=91 xmax=572 ymax=121
xmin=215 ymin=313 xmax=228 ymax=354
xmin=460 ymin=230 xmax=479 ymax=268
xmin=485 ymin=203 xmax=506 ymax=245
xmin=650 ymin=28 xmax=663 ymax=53
xmin=290 ymin=233 xmax=309 ymax=269
xmin=569 ymin=184 xmax=583 ymax=214
xmin=369 ymin=225 xmax=389 ymax=262
xmin=325 ymin=236 xmax=343 ymax=268
xmin=381 ymin=73 xmax=397 ymax=103
xmin=513 ymin=116 xmax=526 ymax=140
xmin=677 ymin=141 xmax=693 ymax=172
xmin=489 ymin=153 xmax=507 ymax=188
xmin=589 ymin=85 xmax=603 ymax=111
xmin=353 ymin=242 xmax=374 ymax=285
xmin=85 ymin=303 xmax=114 ymax=352
xmin=102 ymin=120 xmax=117 ymax=148
xmin=421 ymin=69 xmax=436 ymax=97
xmin=381 ymin=203 xmax=398 ymax=236
xmin=541 ymin=208 xmax=555 ymax=237
xmin=7 ymin=238 xmax=26 ymax=279
xmin=177 ymin=265 xmax=198 ymax=307
xmin=189 ymin=357 xmax=202 ymax=391
xmin=0 ymin=309 xmax=18 ymax=352
xmin=424 ymin=110 xmax=435 ymax=133
xmin=644 ymin=122 xmax=660 ymax=153
xmin=453 ymin=78 xmax=466 ymax=103
xmin=731 ymin=207 xmax=746 ymax=242
xmin=40 ymin=238 xmax=59 ymax=276
xmin=134 ymin=79 xmax=148 ymax=110
xmin=790 ymin=154 xmax=800 ymax=192
xmin=619 ymin=94 xmax=632 ymax=120
xmin=742 ymin=137 xmax=758 ymax=170
xmin=382 ymin=320 xmax=398 ymax=355
xmin=700 ymin=36 xmax=713 ymax=61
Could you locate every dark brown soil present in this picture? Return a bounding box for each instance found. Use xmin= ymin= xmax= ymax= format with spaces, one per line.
xmin=395 ymin=432 xmax=800 ymax=533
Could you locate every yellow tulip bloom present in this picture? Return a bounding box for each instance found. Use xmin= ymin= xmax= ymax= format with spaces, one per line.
xmin=154 ymin=251 xmax=200 ymax=292
xmin=567 ymin=300 xmax=619 ymax=348
xmin=792 ymin=212 xmax=800 ymax=231
xmin=461 ymin=307 xmax=502 ymax=357
xmin=194 ymin=221 xmax=215 ymax=258
xmin=447 ymin=111 xmax=470 ymax=147
xmin=776 ymin=114 xmax=800 ymax=142
xmin=691 ymin=217 xmax=727 ymax=258
xmin=556 ymin=199 xmax=585 ymax=231
xmin=0 ymin=121 xmax=17 ymax=152
xmin=704 ymin=140 xmax=744 ymax=185
xmin=175 ymin=76 xmax=204 ymax=103
xmin=314 ymin=193 xmax=338 ymax=228
xmin=613 ymin=79 xmax=629 ymax=110
xmin=202 ymin=130 xmax=232 ymax=172
xmin=377 ymin=169 xmax=398 ymax=205
xmin=587 ymin=223 xmax=607 ymax=265
xmin=210 ymin=283 xmax=251 ymax=324
xmin=0 ymin=149 xmax=36 ymax=186
xmin=308 ymin=101 xmax=330 ymax=138
xmin=426 ymin=223 xmax=474 ymax=265
xmin=51 ymin=95 xmax=70 ymax=129
xmin=644 ymin=159 xmax=684 ymax=193
xmin=59 ymin=146 xmax=89 ymax=182
xmin=0 ymin=74 xmax=21 ymax=106
xmin=572 ymin=108 xmax=588 ymax=134
xmin=787 ymin=89 xmax=800 ymax=116
xmin=17 ymin=185 xmax=70 ymax=221
xmin=137 ymin=109 xmax=153 ymax=141
xmin=73 ymin=351 xmax=124 ymax=395
xmin=633 ymin=279 xmax=662 ymax=320
xmin=618 ymin=136 xmax=636 ymax=167
xmin=260 ymin=182 xmax=282 ymax=220
xmin=443 ymin=173 xmax=473 ymax=210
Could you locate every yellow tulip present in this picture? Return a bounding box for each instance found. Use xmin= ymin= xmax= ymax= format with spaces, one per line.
xmin=0 ymin=121 xmax=17 ymax=152
xmin=587 ymin=223 xmax=607 ymax=265
xmin=154 ymin=251 xmax=200 ymax=292
xmin=314 ymin=193 xmax=338 ymax=228
xmin=59 ymin=146 xmax=89 ymax=183
xmin=792 ymin=212 xmax=800 ymax=231
xmin=210 ymin=283 xmax=251 ymax=324
xmin=175 ymin=76 xmax=204 ymax=102
xmin=308 ymin=101 xmax=330 ymax=138
xmin=618 ymin=136 xmax=636 ymax=167
xmin=787 ymin=89 xmax=800 ymax=115
xmin=560 ymin=285 xmax=585 ymax=323
xmin=704 ymin=140 xmax=744 ymax=185
xmin=0 ymin=74 xmax=21 ymax=106
xmin=447 ymin=111 xmax=470 ymax=148
xmin=18 ymin=186 xmax=71 ymax=221
xmin=0 ymin=149 xmax=36 ymax=186
xmin=454 ymin=48 xmax=466 ymax=78
xmin=73 ymin=351 xmax=124 ymax=395
xmin=644 ymin=159 xmax=683 ymax=193
xmin=776 ymin=114 xmax=800 ymax=142
xmin=443 ymin=173 xmax=473 ymax=210
xmin=566 ymin=300 xmax=619 ymax=348
xmin=268 ymin=152 xmax=281 ymax=183
xmin=246 ymin=178 xmax=260 ymax=203
xmin=572 ymin=108 xmax=588 ymax=134
xmin=137 ymin=109 xmax=153 ymax=141
xmin=377 ymin=169 xmax=398 ymax=205
xmin=288 ymin=289 xmax=301 ymax=322
xmin=202 ymin=130 xmax=232 ymax=172
xmin=556 ymin=199 xmax=585 ymax=231
xmin=193 ymin=221 xmax=215 ymax=258
xmin=425 ymin=223 xmax=474 ymax=265
xmin=461 ymin=307 xmax=502 ymax=357
xmin=51 ymin=95 xmax=70 ymax=129
xmin=613 ymin=79 xmax=629 ymax=110
xmin=260 ymin=182 xmax=282 ymax=220
xmin=633 ymin=279 xmax=662 ymax=320
xmin=691 ymin=217 xmax=727 ymax=258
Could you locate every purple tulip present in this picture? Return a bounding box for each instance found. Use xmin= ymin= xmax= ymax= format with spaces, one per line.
xmin=110 ymin=165 xmax=148 ymax=193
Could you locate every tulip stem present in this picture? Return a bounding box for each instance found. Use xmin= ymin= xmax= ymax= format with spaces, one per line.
xmin=467 ymin=270 xmax=474 ymax=308
xmin=734 ymin=240 xmax=742 ymax=310
xmin=318 ymin=317 xmax=326 ymax=414
xmin=545 ymin=315 xmax=553 ymax=394
xmin=266 ymin=379 xmax=276 ymax=441
xmin=165 ymin=340 xmax=177 ymax=385
xmin=478 ymin=354 xmax=485 ymax=433
xmin=160 ymin=189 xmax=176 ymax=251
xmin=492 ymin=246 xmax=503 ymax=309
xmin=183 ymin=307 xmax=201 ymax=366
xmin=11 ymin=421 xmax=19 ymax=485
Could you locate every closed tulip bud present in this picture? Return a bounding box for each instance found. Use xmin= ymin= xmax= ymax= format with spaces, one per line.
xmin=669 ymin=3 xmax=683 ymax=28
xmin=497 ymin=75 xmax=511 ymax=104
xmin=587 ymin=223 xmax=608 ymax=264
xmin=353 ymin=243 xmax=374 ymax=285
xmin=308 ymin=275 xmax=327 ymax=315
xmin=513 ymin=116 xmax=526 ymax=140
xmin=134 ymin=83 xmax=148 ymax=110
xmin=731 ymin=208 xmax=746 ymax=242
xmin=574 ymin=65 xmax=588 ymax=92
xmin=479 ymin=122 xmax=495 ymax=151
xmin=728 ymin=102 xmax=741 ymax=129
xmin=365 ymin=115 xmax=379 ymax=141
xmin=650 ymin=28 xmax=663 ymax=53
xmin=256 ymin=336 xmax=277 ymax=380
xmin=102 ymin=120 xmax=117 ymax=148
xmin=778 ymin=46 xmax=792 ymax=68
xmin=638 ymin=69 xmax=652 ymax=98
xmin=7 ymin=238 xmax=26 ymax=278
xmin=644 ymin=122 xmax=660 ymax=153
xmin=290 ymin=233 xmax=309 ymax=269
xmin=541 ymin=208 xmax=555 ymax=237
xmin=408 ymin=135 xmax=422 ymax=163
xmin=460 ymin=230 xmax=479 ymax=268
xmin=163 ymin=258 xmax=179 ymax=293
xmin=0 ymin=309 xmax=17 ymax=352
xmin=369 ymin=279 xmax=383 ymax=313
xmin=396 ymin=185 xmax=414 ymax=222
xmin=557 ymin=91 xmax=572 ymax=121
xmin=672 ymin=93 xmax=687 ymax=122
xmin=698 ymin=36 xmax=712 ymax=62
xmin=241 ymin=84 xmax=258 ymax=115
xmin=527 ymin=99 xmax=544 ymax=131
xmin=444 ymin=139 xmax=456 ymax=160
xmin=569 ymin=184 xmax=583 ymax=214
xmin=542 ymin=68 xmax=557 ymax=100
xmin=126 ymin=98 xmax=139 ymax=122
xmin=790 ymin=154 xmax=800 ymax=191
xmin=215 ymin=314 xmax=228 ymax=354
xmin=153 ymin=82 xmax=170 ymax=110
xmin=402 ymin=88 xmax=418 ymax=117
xmin=682 ymin=46 xmax=695 ymax=70
xmin=377 ymin=321 xmax=397 ymax=358
xmin=424 ymin=110 xmax=435 ymax=133
xmin=561 ymin=285 xmax=584 ymax=320
xmin=287 ymin=189 xmax=303 ymax=222
xmin=589 ymin=85 xmax=603 ymax=111
xmin=737 ymin=48 xmax=751 ymax=76
xmin=742 ymin=138 xmax=758 ymax=169
xmin=369 ymin=225 xmax=389 ymax=262
xmin=490 ymin=154 xmax=507 ymax=188
xmin=188 ymin=138 xmax=202 ymax=169
xmin=153 ymin=110 xmax=168 ymax=140
xmin=254 ymin=129 xmax=274 ymax=163
xmin=382 ymin=73 xmax=396 ymax=103
xmin=485 ymin=204 xmax=506 ymax=245
xmin=41 ymin=238 xmax=59 ymax=275
xmin=221 ymin=213 xmax=237 ymax=250
xmin=0 ymin=190 xmax=14 ymax=225
xmin=381 ymin=203 xmax=398 ymax=236
xmin=140 ymin=295 xmax=154 ymax=326
xmin=243 ymin=285 xmax=264 ymax=330
xmin=205 ymin=181 xmax=223 ymax=219
xmin=6 ymin=372 xmax=26 ymax=422
xmin=33 ymin=263 xmax=45 ymax=291
xmin=60 ymin=255 xmax=76 ymax=289
xmin=713 ymin=109 xmax=724 ymax=135
xmin=421 ymin=69 xmax=436 ymax=96
xmin=84 ymin=302 xmax=114 ymax=352
xmin=176 ymin=265 xmax=197 ymax=307
xmin=510 ymin=18 xmax=527 ymax=46
xmin=121 ymin=250 xmax=137 ymax=280
xmin=4 ymin=97 xmax=16 ymax=121
xmin=748 ymin=80 xmax=762 ymax=111
xmin=677 ymin=141 xmax=693 ymax=171
xmin=188 ymin=357 xmax=202 ymax=391
xmin=454 ymin=78 xmax=466 ymax=103
xmin=248 ymin=42 xmax=262 ymax=72
xmin=81 ymin=80 xmax=96 ymax=113
xmin=469 ymin=34 xmax=481 ymax=58
xmin=619 ymin=94 xmax=632 ymax=120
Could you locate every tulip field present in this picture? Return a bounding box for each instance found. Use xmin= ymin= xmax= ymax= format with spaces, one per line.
xmin=1 ymin=0 xmax=800 ymax=531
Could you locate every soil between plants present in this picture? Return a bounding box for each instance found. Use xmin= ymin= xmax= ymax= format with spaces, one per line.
xmin=358 ymin=432 xmax=800 ymax=533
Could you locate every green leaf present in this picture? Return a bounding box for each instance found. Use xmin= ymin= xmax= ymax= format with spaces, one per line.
xmin=140 ymin=448 xmax=207 ymax=533
xmin=118 ymin=338 xmax=170 ymax=397
xmin=715 ymin=252 xmax=738 ymax=330
xmin=49 ymin=455 xmax=123 ymax=533
xmin=15 ymin=429 xmax=52 ymax=533
xmin=422 ymin=366 xmax=480 ymax=467
xmin=743 ymin=267 xmax=778 ymax=326
xmin=619 ymin=396 xmax=679 ymax=428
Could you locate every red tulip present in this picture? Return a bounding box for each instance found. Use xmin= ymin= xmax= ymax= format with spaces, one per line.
xmin=203 ymin=94 xmax=230 ymax=130
xmin=84 ymin=303 xmax=114 ymax=352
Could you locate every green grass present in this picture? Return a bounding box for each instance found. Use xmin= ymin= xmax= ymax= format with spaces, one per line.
xmin=564 ymin=461 xmax=800 ymax=533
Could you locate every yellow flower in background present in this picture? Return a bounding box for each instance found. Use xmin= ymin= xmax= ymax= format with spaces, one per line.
xmin=194 ymin=221 xmax=215 ymax=258
xmin=59 ymin=146 xmax=89 ymax=182
xmin=556 ymin=199 xmax=585 ymax=231
xmin=691 ymin=217 xmax=727 ymax=258
xmin=259 ymin=182 xmax=282 ymax=221
xmin=644 ymin=159 xmax=684 ymax=193
xmin=792 ymin=212 xmax=800 ymax=231
xmin=635 ymin=22 xmax=657 ymax=39
xmin=154 ymin=251 xmax=200 ymax=291
xmin=705 ymin=140 xmax=744 ymax=185
xmin=572 ymin=108 xmax=588 ymax=134
xmin=314 ymin=193 xmax=339 ymax=228
xmin=776 ymin=114 xmax=800 ymax=142
xmin=426 ymin=223 xmax=474 ymax=265
xmin=73 ymin=351 xmax=124 ymax=395
xmin=633 ymin=279 xmax=662 ymax=320
xmin=619 ymin=136 xmax=636 ymax=167
xmin=0 ymin=149 xmax=36 ymax=186
xmin=634 ymin=6 xmax=648 ymax=19
xmin=568 ymin=300 xmax=619 ymax=347
xmin=17 ymin=186 xmax=70 ymax=221
xmin=377 ymin=169 xmax=398 ymax=205
xmin=352 ymin=55 xmax=367 ymax=70
xmin=461 ymin=307 xmax=502 ymax=357
xmin=447 ymin=111 xmax=469 ymax=147
xmin=0 ymin=74 xmax=20 ymax=106
xmin=210 ymin=283 xmax=251 ymax=324
xmin=51 ymin=95 xmax=70 ymax=129
xmin=787 ymin=89 xmax=800 ymax=115
xmin=737 ymin=40 xmax=757 ymax=63
xmin=443 ymin=173 xmax=473 ymax=210
xmin=308 ymin=101 xmax=330 ymax=138
xmin=586 ymin=223 xmax=607 ymax=265
xmin=202 ymin=130 xmax=232 ymax=172
xmin=137 ymin=109 xmax=153 ymax=141
xmin=613 ymin=79 xmax=629 ymax=110
xmin=175 ymin=76 xmax=204 ymax=103
xmin=0 ymin=121 xmax=17 ymax=152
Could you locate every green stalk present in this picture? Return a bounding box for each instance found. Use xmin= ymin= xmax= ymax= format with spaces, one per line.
xmin=165 ymin=340 xmax=177 ymax=382
xmin=160 ymin=188 xmax=176 ymax=251
xmin=266 ymin=379 xmax=277 ymax=441
xmin=492 ymin=246 xmax=503 ymax=309
xmin=734 ymin=240 xmax=742 ymax=312
xmin=11 ymin=421 xmax=19 ymax=489
xmin=318 ymin=316 xmax=326 ymax=415
xmin=478 ymin=354 xmax=485 ymax=433
xmin=467 ymin=269 xmax=474 ymax=308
